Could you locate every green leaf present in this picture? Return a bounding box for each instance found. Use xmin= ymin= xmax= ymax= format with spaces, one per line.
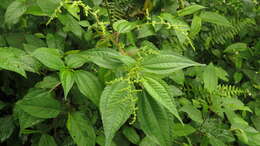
xmin=200 ymin=12 xmax=232 ymax=26
xmin=67 ymin=112 xmax=96 ymax=146
xmin=58 ymin=14 xmax=84 ymax=38
xmin=4 ymin=0 xmax=28 ymax=25
xmin=83 ymin=48 xmax=123 ymax=69
xmin=141 ymin=53 xmax=203 ymax=74
xmin=39 ymin=134 xmax=57 ymax=146
xmin=122 ymin=127 xmax=140 ymax=144
xmin=35 ymin=75 xmax=60 ymax=89
xmin=32 ymin=47 xmax=65 ymax=70
xmin=139 ymin=137 xmax=158 ymax=146
xmin=138 ymin=24 xmax=155 ymax=38
xmin=172 ymin=123 xmax=196 ymax=137
xmin=138 ymin=92 xmax=172 ymax=146
xmin=92 ymin=0 xmax=103 ymax=6
xmin=65 ymin=53 xmax=88 ymax=69
xmin=180 ymin=104 xmax=203 ymax=123
xmin=75 ymin=70 xmax=103 ymax=106
xmin=37 ymin=0 xmax=60 ymax=16
xmin=113 ymin=20 xmax=136 ymax=33
xmin=0 ymin=47 xmax=27 ymax=77
xmin=100 ymin=81 xmax=134 ymax=146
xmin=16 ymin=88 xmax=61 ymax=119
xmin=14 ymin=104 xmax=44 ymax=130
xmin=224 ymin=43 xmax=248 ymax=53
xmin=177 ymin=4 xmax=205 ymax=16
xmin=0 ymin=116 xmax=15 ymax=142
xmin=142 ymin=76 xmax=182 ymax=122
xmin=203 ymin=63 xmax=218 ymax=92
xmin=190 ymin=15 xmax=202 ymax=37
xmin=59 ymin=69 xmax=74 ymax=99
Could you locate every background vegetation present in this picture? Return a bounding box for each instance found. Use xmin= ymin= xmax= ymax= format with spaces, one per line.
xmin=0 ymin=0 xmax=259 ymax=145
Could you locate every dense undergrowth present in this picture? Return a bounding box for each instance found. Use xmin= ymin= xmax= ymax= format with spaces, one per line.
xmin=0 ymin=0 xmax=259 ymax=146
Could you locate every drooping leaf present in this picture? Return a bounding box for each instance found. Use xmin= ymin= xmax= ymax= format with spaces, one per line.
xmin=142 ymin=76 xmax=182 ymax=122
xmin=138 ymin=92 xmax=172 ymax=146
xmin=16 ymin=88 xmax=61 ymax=119
xmin=177 ymin=4 xmax=205 ymax=16
xmin=74 ymin=70 xmax=103 ymax=106
xmin=4 ymin=0 xmax=28 ymax=25
xmin=32 ymin=47 xmax=65 ymax=70
xmin=59 ymin=69 xmax=74 ymax=99
xmin=100 ymin=81 xmax=134 ymax=146
xmin=141 ymin=53 xmax=203 ymax=74
xmin=39 ymin=134 xmax=57 ymax=146
xmin=200 ymin=11 xmax=232 ymax=26
xmin=67 ymin=112 xmax=96 ymax=146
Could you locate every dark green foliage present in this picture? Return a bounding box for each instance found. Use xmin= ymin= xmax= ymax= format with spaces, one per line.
xmin=0 ymin=0 xmax=259 ymax=146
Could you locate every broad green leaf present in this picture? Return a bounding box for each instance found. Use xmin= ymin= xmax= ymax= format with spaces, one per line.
xmin=139 ymin=136 xmax=158 ymax=146
xmin=224 ymin=43 xmax=248 ymax=53
xmin=0 ymin=116 xmax=15 ymax=142
xmin=172 ymin=123 xmax=196 ymax=137
xmin=4 ymin=0 xmax=27 ymax=25
xmin=177 ymin=4 xmax=205 ymax=16
xmin=17 ymin=88 xmax=61 ymax=119
xmin=58 ymin=14 xmax=84 ymax=38
xmin=203 ymin=63 xmax=218 ymax=92
xmin=32 ymin=47 xmax=65 ymax=70
xmin=138 ymin=92 xmax=172 ymax=146
xmin=0 ymin=47 xmax=27 ymax=77
xmin=46 ymin=33 xmax=65 ymax=50
xmin=14 ymin=104 xmax=44 ymax=130
xmin=37 ymin=0 xmax=60 ymax=16
xmin=169 ymin=70 xmax=185 ymax=85
xmin=59 ymin=69 xmax=74 ymax=99
xmin=142 ymin=76 xmax=182 ymax=122
xmin=82 ymin=48 xmax=123 ymax=69
xmin=67 ymin=112 xmax=96 ymax=146
xmin=190 ymin=15 xmax=202 ymax=37
xmin=25 ymin=4 xmax=47 ymax=16
xmin=138 ymin=24 xmax=155 ymax=38
xmin=122 ymin=127 xmax=140 ymax=144
xmin=113 ymin=20 xmax=136 ymax=33
xmin=35 ymin=75 xmax=60 ymax=89
xmin=65 ymin=53 xmax=88 ymax=69
xmin=39 ymin=134 xmax=57 ymax=146
xmin=180 ymin=104 xmax=203 ymax=123
xmin=141 ymin=53 xmax=203 ymax=74
xmin=100 ymin=81 xmax=134 ymax=146
xmin=74 ymin=70 xmax=103 ymax=106
xmin=200 ymin=12 xmax=232 ymax=26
